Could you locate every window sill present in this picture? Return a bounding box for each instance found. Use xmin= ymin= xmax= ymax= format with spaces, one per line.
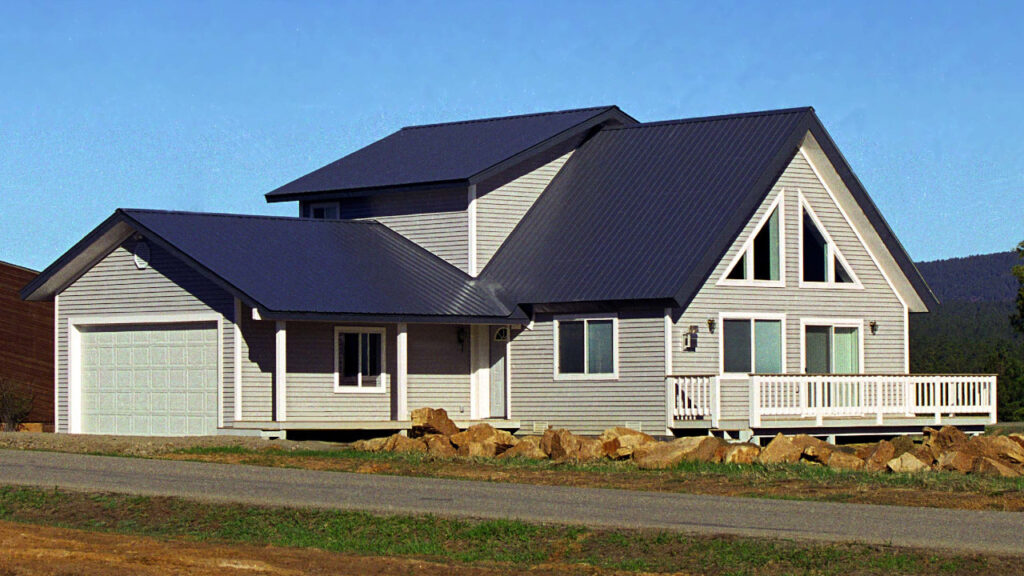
xmin=333 ymin=387 xmax=387 ymax=394
xmin=798 ymin=281 xmax=864 ymax=290
xmin=553 ymin=373 xmax=619 ymax=382
xmin=717 ymin=279 xmax=786 ymax=288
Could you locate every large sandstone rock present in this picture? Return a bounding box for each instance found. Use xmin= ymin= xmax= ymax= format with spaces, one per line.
xmin=599 ymin=427 xmax=656 ymax=460
xmin=724 ymin=443 xmax=761 ymax=465
xmin=423 ymin=434 xmax=457 ymax=458
xmin=911 ymin=445 xmax=937 ymax=465
xmin=410 ymin=407 xmax=460 ymax=438
xmin=923 ymin=426 xmax=969 ymax=453
xmin=385 ymin=434 xmax=428 ymax=454
xmin=633 ymin=436 xmax=722 ymax=470
xmin=827 ymin=451 xmax=865 ymax=471
xmin=936 ymin=450 xmax=977 ymax=474
xmin=1008 ymin=433 xmax=1024 ymax=450
xmin=575 ymin=437 xmax=606 ymax=462
xmin=756 ymin=434 xmax=802 ymax=465
xmin=863 ymin=440 xmax=896 ymax=472
xmin=974 ymin=457 xmax=1020 ymax=478
xmin=887 ymin=452 xmax=931 ymax=474
xmin=986 ymin=436 xmax=1024 ymax=464
xmin=351 ymin=436 xmax=390 ymax=453
xmin=540 ymin=428 xmax=580 ymax=460
xmin=891 ymin=435 xmax=915 ymax=459
xmin=498 ymin=436 xmax=548 ymax=460
xmin=450 ymin=423 xmax=518 ymax=457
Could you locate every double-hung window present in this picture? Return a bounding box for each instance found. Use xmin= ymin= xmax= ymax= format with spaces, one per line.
xmin=335 ymin=327 xmax=386 ymax=391
xmin=554 ymin=315 xmax=617 ymax=378
xmin=721 ymin=316 xmax=784 ymax=375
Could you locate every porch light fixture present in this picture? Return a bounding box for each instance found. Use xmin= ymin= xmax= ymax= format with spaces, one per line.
xmin=869 ymin=321 xmax=878 ymax=335
xmin=707 ymin=318 xmax=716 ymax=334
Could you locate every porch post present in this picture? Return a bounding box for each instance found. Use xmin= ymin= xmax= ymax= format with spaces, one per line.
xmin=275 ymin=320 xmax=287 ymax=422
xmin=397 ymin=323 xmax=408 ymax=421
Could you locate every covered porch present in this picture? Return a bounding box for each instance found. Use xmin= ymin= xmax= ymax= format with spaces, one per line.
xmin=669 ymin=373 xmax=997 ymax=437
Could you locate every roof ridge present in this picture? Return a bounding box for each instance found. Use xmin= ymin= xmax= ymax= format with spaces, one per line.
xmin=120 ymin=208 xmax=381 ymax=225
xmin=401 ymin=105 xmax=615 ymax=131
xmin=603 ymin=107 xmax=813 ymax=131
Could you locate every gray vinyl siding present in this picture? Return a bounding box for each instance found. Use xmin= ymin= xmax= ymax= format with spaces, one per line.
xmin=476 ymin=151 xmax=573 ymax=270
xmin=671 ymin=152 xmax=907 ymax=426
xmin=406 ymin=324 xmax=472 ymax=418
xmin=238 ymin=306 xmax=274 ymax=421
xmin=283 ymin=322 xmax=394 ymax=421
xmin=509 ymin=310 xmax=666 ymax=436
xmin=56 ymin=240 xmax=234 ymax=433
xmin=335 ymin=188 xmax=470 ymax=273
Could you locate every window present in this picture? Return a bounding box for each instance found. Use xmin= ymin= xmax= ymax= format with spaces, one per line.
xmin=721 ymin=317 xmax=784 ymax=374
xmin=803 ymin=323 xmax=860 ymax=374
xmin=334 ymin=327 xmax=386 ymax=391
xmin=800 ymin=200 xmax=858 ymax=286
xmin=308 ymin=202 xmax=339 ymax=220
xmin=721 ymin=197 xmax=783 ymax=284
xmin=554 ymin=316 xmax=616 ymax=378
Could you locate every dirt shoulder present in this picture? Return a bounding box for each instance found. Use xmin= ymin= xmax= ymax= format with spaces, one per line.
xmin=2 ymin=431 xmax=1023 ymax=512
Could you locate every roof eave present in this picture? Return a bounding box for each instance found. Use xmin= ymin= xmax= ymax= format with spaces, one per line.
xmin=264 ymin=178 xmax=471 ymax=204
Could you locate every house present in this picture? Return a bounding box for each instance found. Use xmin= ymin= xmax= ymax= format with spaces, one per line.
xmin=21 ymin=106 xmax=997 ymax=439
xmin=1 ymin=260 xmax=54 ymax=429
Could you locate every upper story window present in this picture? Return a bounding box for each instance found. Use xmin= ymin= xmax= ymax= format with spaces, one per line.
xmin=799 ymin=197 xmax=860 ymax=287
xmin=721 ymin=315 xmax=785 ymax=375
xmin=334 ymin=327 xmax=386 ymax=392
xmin=554 ymin=315 xmax=617 ymax=379
xmin=720 ymin=195 xmax=784 ymax=286
xmin=308 ymin=202 xmax=340 ymax=220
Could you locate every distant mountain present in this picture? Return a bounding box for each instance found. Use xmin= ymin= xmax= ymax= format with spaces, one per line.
xmin=915 ymin=251 xmax=1019 ymax=303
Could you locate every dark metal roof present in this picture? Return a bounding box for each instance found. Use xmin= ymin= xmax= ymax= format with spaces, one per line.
xmin=481 ymin=108 xmax=811 ymax=305
xmin=265 ymin=106 xmax=633 ymax=201
xmin=481 ymin=106 xmax=936 ymax=311
xmin=24 ymin=209 xmax=521 ymax=322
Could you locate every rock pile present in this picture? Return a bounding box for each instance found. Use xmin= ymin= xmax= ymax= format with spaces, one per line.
xmin=350 ymin=408 xmax=1024 ymax=477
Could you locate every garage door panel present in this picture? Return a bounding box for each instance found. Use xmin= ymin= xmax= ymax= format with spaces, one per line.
xmin=81 ymin=322 xmax=218 ymax=436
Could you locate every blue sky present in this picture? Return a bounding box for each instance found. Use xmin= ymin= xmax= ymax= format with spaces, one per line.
xmin=1 ymin=1 xmax=1021 ymax=270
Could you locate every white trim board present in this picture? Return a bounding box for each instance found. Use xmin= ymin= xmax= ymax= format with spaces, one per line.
xmin=332 ymin=326 xmax=388 ymax=394
xmin=552 ymin=313 xmax=619 ymax=381
xmin=717 ymin=311 xmax=788 ymax=377
xmin=797 ymin=191 xmax=863 ymax=290
xmin=798 ymin=317 xmax=866 ymax=375
xmin=717 ymin=191 xmax=786 ymax=288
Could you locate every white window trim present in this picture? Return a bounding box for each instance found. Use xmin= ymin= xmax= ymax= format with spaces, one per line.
xmin=718 ymin=312 xmax=787 ymax=378
xmin=717 ymin=192 xmax=786 ymax=288
xmin=333 ymin=326 xmax=388 ymax=393
xmin=552 ymin=314 xmax=619 ymax=381
xmin=799 ymin=317 xmax=865 ymax=375
xmin=307 ymin=201 xmax=340 ymax=219
xmin=797 ymin=192 xmax=863 ymax=289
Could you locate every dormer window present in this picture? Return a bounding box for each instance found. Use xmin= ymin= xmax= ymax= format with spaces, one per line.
xmin=308 ymin=202 xmax=339 ymax=220
xmin=720 ymin=195 xmax=784 ymax=285
xmin=799 ymin=196 xmax=860 ymax=287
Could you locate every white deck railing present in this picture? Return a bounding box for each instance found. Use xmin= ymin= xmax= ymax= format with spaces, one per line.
xmin=750 ymin=374 xmax=998 ymax=426
xmin=668 ymin=375 xmax=718 ymax=426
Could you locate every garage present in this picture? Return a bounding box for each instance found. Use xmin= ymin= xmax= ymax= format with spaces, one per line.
xmin=78 ymin=322 xmax=219 ymax=436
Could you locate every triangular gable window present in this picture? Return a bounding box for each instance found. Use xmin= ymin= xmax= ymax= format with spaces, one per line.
xmin=719 ymin=195 xmax=784 ymax=285
xmin=800 ymin=197 xmax=860 ymax=287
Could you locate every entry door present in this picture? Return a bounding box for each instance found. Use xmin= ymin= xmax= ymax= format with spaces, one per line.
xmin=488 ymin=326 xmax=508 ymax=418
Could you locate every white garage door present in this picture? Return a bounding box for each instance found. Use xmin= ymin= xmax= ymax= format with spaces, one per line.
xmin=80 ymin=322 xmax=218 ymax=436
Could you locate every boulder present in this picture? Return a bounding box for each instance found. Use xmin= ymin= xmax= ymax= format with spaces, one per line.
xmin=911 ymin=445 xmax=936 ymax=465
xmin=756 ymin=434 xmax=802 ymax=465
xmin=540 ymin=428 xmax=580 ymax=460
xmin=923 ymin=426 xmax=969 ymax=453
xmin=351 ymin=436 xmax=390 ymax=453
xmin=724 ymin=443 xmax=761 ymax=465
xmin=936 ymin=450 xmax=977 ymax=474
xmin=800 ymin=444 xmax=834 ymax=465
xmin=863 ymin=440 xmax=896 ymax=472
xmin=451 ymin=423 xmax=518 ymax=456
xmin=827 ymin=451 xmax=865 ymax=471
xmin=410 ymin=407 xmax=460 ymax=438
xmin=498 ymin=436 xmax=548 ymax=460
xmin=423 ymin=434 xmax=457 ymax=458
xmin=385 ymin=434 xmax=427 ymax=454
xmin=987 ymin=436 xmax=1024 ymax=464
xmin=887 ymin=452 xmax=931 ymax=474
xmin=1008 ymin=433 xmax=1024 ymax=450
xmin=890 ymin=435 xmax=915 ymax=458
xmin=974 ymin=457 xmax=1020 ymax=478
xmin=633 ymin=436 xmax=722 ymax=470
xmin=574 ymin=437 xmax=607 ymax=462
xmin=599 ymin=427 xmax=656 ymax=459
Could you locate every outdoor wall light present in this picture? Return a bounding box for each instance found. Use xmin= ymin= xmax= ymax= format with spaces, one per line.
xmin=707 ymin=318 xmax=716 ymax=334
xmin=869 ymin=321 xmax=878 ymax=335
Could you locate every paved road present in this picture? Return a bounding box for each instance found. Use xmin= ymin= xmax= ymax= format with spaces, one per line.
xmin=0 ymin=449 xmax=1021 ymax=554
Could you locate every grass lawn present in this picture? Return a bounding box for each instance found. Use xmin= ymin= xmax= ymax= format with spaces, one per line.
xmin=0 ymin=485 xmax=1017 ymax=576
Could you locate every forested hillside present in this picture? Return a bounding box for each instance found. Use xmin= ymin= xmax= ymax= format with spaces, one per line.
xmin=910 ymin=251 xmax=1023 ymax=421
